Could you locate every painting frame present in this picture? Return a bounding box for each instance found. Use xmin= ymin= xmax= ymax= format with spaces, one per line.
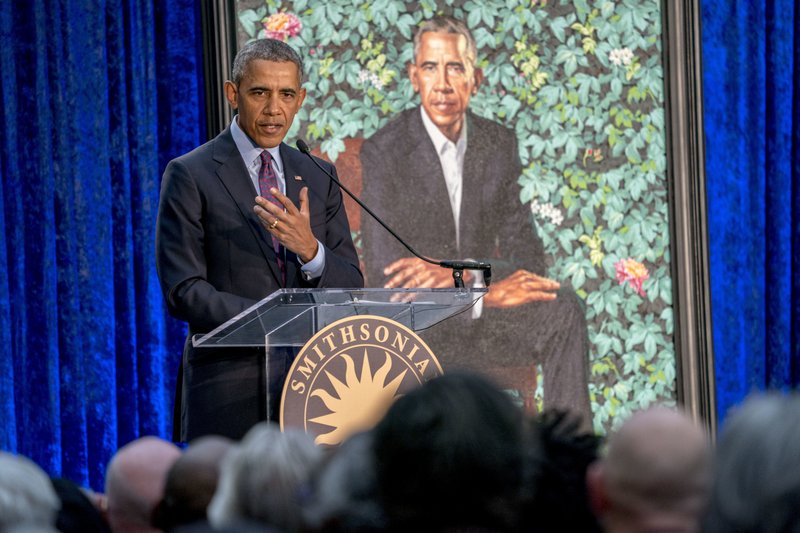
xmin=199 ymin=0 xmax=716 ymax=435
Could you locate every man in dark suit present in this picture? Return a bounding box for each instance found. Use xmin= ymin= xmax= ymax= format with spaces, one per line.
xmin=156 ymin=39 xmax=362 ymax=441
xmin=360 ymin=17 xmax=591 ymax=421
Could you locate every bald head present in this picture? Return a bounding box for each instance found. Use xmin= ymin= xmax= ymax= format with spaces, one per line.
xmin=588 ymin=407 xmax=712 ymax=533
xmin=105 ymin=436 xmax=182 ymax=533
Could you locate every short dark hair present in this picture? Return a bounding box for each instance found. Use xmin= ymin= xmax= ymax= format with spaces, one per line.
xmin=413 ymin=16 xmax=477 ymax=66
xmin=303 ymin=431 xmax=386 ymax=532
xmin=372 ymin=372 xmax=526 ymax=531
xmin=231 ymin=38 xmax=305 ymax=85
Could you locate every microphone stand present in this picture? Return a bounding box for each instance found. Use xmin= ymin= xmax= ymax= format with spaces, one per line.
xmin=295 ymin=140 xmax=492 ymax=289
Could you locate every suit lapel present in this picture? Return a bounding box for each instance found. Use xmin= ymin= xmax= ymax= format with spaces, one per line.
xmin=405 ymin=111 xmax=457 ymax=251
xmin=212 ymin=129 xmax=284 ymax=286
xmin=281 ymin=143 xmax=304 ymax=212
xmin=461 ymin=112 xmax=490 ymax=256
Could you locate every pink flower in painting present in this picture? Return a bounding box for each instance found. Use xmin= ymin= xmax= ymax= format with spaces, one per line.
xmin=262 ymin=12 xmax=302 ymax=41
xmin=615 ymin=257 xmax=649 ymax=297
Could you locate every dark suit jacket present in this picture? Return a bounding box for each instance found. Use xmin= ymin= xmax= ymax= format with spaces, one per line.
xmin=156 ymin=127 xmax=362 ymax=441
xmin=360 ymin=107 xmax=545 ymax=288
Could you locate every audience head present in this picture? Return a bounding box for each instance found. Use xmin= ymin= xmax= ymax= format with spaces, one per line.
xmin=520 ymin=409 xmax=602 ymax=533
xmin=304 ymin=431 xmax=386 ymax=532
xmin=104 ymin=436 xmax=182 ymax=533
xmin=0 ymin=451 xmax=61 ymax=530
xmin=3 ymin=525 xmax=60 ymax=533
xmin=586 ymin=406 xmax=712 ymax=533
xmin=51 ymin=477 xmax=111 ymax=533
xmin=151 ymin=435 xmax=233 ymax=531
xmin=372 ymin=372 xmax=526 ymax=532
xmin=169 ymin=520 xmax=275 ymax=533
xmin=207 ymin=422 xmax=323 ymax=532
xmin=702 ymin=392 xmax=800 ymax=533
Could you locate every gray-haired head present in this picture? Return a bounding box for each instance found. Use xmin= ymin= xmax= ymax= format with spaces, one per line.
xmin=231 ymin=38 xmax=305 ymax=86
xmin=4 ymin=525 xmax=61 ymax=533
xmin=413 ymin=16 xmax=477 ymax=67
xmin=208 ymin=422 xmax=323 ymax=532
xmin=0 ymin=452 xmax=61 ymax=530
xmin=703 ymin=392 xmax=800 ymax=533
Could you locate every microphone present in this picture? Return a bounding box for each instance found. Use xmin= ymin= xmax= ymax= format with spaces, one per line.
xmin=295 ymin=139 xmax=492 ymax=288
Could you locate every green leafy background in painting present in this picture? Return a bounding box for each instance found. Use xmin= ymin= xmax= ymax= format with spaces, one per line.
xmin=236 ymin=0 xmax=674 ymax=433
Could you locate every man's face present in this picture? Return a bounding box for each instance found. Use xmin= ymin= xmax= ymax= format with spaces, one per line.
xmin=225 ymin=59 xmax=306 ymax=148
xmin=408 ymin=32 xmax=482 ymax=142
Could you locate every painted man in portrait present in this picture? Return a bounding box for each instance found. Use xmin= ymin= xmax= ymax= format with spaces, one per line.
xmin=360 ymin=16 xmax=591 ymax=420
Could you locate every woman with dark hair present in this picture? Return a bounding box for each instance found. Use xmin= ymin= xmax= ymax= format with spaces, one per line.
xmin=372 ymin=372 xmax=529 ymax=532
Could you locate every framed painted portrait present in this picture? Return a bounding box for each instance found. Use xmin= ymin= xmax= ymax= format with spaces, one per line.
xmin=199 ymin=0 xmax=714 ymax=434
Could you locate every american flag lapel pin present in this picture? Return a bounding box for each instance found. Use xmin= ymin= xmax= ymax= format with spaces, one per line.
xmin=294 ymin=175 xmax=303 ymax=181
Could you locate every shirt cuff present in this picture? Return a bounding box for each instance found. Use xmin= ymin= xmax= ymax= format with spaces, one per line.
xmin=299 ymin=240 xmax=326 ymax=280
xmin=470 ymin=268 xmax=485 ymax=319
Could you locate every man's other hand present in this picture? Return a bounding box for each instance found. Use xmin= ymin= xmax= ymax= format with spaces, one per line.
xmin=383 ymin=257 xmax=460 ymax=289
xmin=254 ymin=186 xmax=318 ymax=262
xmin=484 ymin=269 xmax=560 ymax=308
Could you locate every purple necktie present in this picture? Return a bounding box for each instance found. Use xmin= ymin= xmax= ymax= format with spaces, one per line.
xmin=258 ymin=150 xmax=285 ymax=282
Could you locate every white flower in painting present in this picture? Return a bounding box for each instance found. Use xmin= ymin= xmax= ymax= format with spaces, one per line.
xmin=622 ymin=48 xmax=634 ymax=65
xmin=358 ymin=70 xmax=384 ymax=90
xmin=608 ymin=47 xmax=634 ymax=66
xmin=369 ymin=73 xmax=384 ymax=90
xmin=544 ymin=203 xmax=564 ymax=226
xmin=530 ymin=200 xmax=564 ymax=226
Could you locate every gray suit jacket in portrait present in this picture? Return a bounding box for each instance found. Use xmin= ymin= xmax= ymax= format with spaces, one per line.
xmin=156 ymin=127 xmax=362 ymax=441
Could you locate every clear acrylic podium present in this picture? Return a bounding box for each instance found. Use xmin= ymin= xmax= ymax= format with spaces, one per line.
xmin=191 ymin=288 xmax=487 ymax=421
xmin=192 ymin=287 xmax=486 ymax=349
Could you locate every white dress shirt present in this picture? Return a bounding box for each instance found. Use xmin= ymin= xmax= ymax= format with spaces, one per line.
xmin=419 ymin=108 xmax=485 ymax=317
xmin=420 ymin=107 xmax=467 ymax=250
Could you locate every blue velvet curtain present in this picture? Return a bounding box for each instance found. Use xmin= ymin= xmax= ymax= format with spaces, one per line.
xmin=702 ymin=0 xmax=800 ymax=421
xmin=0 ymin=0 xmax=204 ymax=490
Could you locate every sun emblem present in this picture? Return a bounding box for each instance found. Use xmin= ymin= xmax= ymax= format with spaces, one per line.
xmin=308 ymin=350 xmax=406 ymax=445
xmin=281 ymin=315 xmax=442 ymax=445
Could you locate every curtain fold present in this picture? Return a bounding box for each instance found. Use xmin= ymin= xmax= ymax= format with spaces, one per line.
xmin=0 ymin=0 xmax=203 ymax=490
xmin=702 ymin=0 xmax=799 ymax=422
